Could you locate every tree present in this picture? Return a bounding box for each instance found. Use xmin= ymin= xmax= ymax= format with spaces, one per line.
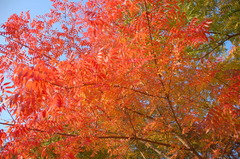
xmin=0 ymin=0 xmax=239 ymax=158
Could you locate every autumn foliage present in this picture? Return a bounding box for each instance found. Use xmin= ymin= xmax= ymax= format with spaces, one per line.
xmin=0 ymin=0 xmax=239 ymax=158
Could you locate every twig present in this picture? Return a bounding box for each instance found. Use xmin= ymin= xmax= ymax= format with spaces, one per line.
xmin=6 ymin=109 xmax=15 ymax=124
xmin=140 ymin=151 xmax=147 ymax=159
xmin=0 ymin=122 xmax=192 ymax=151
xmin=0 ymin=34 xmax=53 ymax=60
xmin=200 ymin=33 xmax=240 ymax=58
xmin=46 ymin=80 xmax=166 ymax=99
xmin=143 ymin=141 xmax=170 ymax=159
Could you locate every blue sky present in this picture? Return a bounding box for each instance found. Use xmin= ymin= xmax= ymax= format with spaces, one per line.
xmin=0 ymin=0 xmax=52 ymax=24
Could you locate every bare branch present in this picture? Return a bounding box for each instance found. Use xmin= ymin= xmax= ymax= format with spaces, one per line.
xmin=143 ymin=141 xmax=170 ymax=159
xmin=0 ymin=34 xmax=53 ymax=60
xmin=46 ymin=80 xmax=166 ymax=99
xmin=200 ymin=33 xmax=240 ymax=58
xmin=0 ymin=122 xmax=192 ymax=151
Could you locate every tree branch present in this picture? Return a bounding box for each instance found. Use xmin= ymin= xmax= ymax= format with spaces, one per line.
xmin=201 ymin=33 xmax=240 ymax=58
xmin=0 ymin=34 xmax=53 ymax=60
xmin=0 ymin=122 xmax=192 ymax=151
xmin=165 ymin=94 xmax=204 ymax=159
xmin=98 ymin=136 xmax=190 ymax=150
xmin=124 ymin=107 xmax=155 ymax=120
xmin=0 ymin=122 xmax=193 ymax=151
xmin=46 ymin=81 xmax=166 ymax=99
xmin=142 ymin=141 xmax=170 ymax=159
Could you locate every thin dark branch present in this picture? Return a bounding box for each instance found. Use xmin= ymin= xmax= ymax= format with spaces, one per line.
xmin=201 ymin=33 xmax=240 ymax=58
xmin=214 ymin=76 xmax=240 ymax=93
xmin=0 ymin=34 xmax=53 ymax=60
xmin=0 ymin=122 xmax=76 ymax=137
xmin=46 ymin=80 xmax=166 ymax=99
xmin=0 ymin=122 xmax=192 ymax=151
xmin=5 ymin=109 xmax=15 ymax=124
xmin=143 ymin=0 xmax=153 ymax=45
xmin=112 ymin=84 xmax=165 ymax=99
xmin=140 ymin=2 xmax=203 ymax=157
xmin=98 ymin=136 xmax=190 ymax=150
xmin=124 ymin=109 xmax=137 ymax=136
xmin=165 ymin=94 xmax=204 ymax=159
xmin=0 ymin=122 xmax=12 ymax=126
xmin=0 ymin=99 xmax=15 ymax=123
xmin=124 ymin=107 xmax=155 ymax=120
xmin=165 ymin=94 xmax=182 ymax=132
xmin=201 ymin=70 xmax=240 ymax=93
